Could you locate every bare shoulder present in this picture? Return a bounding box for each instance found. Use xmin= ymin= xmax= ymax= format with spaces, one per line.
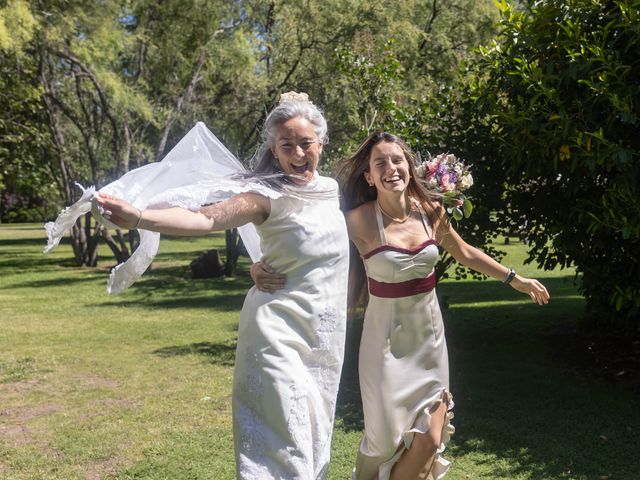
xmin=345 ymin=201 xmax=374 ymax=228
xmin=345 ymin=202 xmax=377 ymax=253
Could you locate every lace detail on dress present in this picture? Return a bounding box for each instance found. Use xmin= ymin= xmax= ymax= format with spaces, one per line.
xmin=304 ymin=306 xmax=342 ymax=478
xmin=286 ymin=383 xmax=311 ymax=474
xmin=235 ymin=345 xmax=265 ymax=447
xmin=236 ymin=402 xmax=272 ymax=478
xmin=316 ymin=306 xmax=338 ymax=350
xmin=240 ymin=346 xmax=265 ymax=401
xmin=235 ymin=345 xmax=272 ymax=476
xmin=308 ymin=306 xmax=342 ymax=400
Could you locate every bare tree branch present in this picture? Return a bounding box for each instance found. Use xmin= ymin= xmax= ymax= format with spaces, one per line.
xmin=38 ymin=47 xmax=72 ymax=202
xmin=51 ymin=49 xmax=122 ymax=176
xmin=419 ymin=0 xmax=438 ymax=51
xmin=155 ymin=18 xmax=244 ymax=161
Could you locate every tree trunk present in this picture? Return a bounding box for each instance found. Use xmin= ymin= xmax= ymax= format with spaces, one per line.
xmin=68 ymin=214 xmax=102 ymax=266
xmin=102 ymin=227 xmax=132 ymax=264
xmin=224 ymin=228 xmax=241 ymax=277
xmin=128 ymin=229 xmax=140 ymax=255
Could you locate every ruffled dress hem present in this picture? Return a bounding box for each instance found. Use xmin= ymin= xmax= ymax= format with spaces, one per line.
xmin=379 ymin=389 xmax=455 ymax=480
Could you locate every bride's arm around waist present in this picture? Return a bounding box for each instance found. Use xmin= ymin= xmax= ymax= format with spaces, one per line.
xmin=97 ymin=192 xmax=270 ymax=236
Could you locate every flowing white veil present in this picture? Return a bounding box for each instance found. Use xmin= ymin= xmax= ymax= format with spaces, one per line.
xmin=44 ymin=122 xmax=277 ymax=294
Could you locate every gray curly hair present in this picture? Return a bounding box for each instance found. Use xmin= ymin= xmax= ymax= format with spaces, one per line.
xmin=251 ymin=94 xmax=328 ymax=174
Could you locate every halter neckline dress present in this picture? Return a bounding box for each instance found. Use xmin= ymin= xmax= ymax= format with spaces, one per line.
xmin=354 ymin=202 xmax=455 ymax=480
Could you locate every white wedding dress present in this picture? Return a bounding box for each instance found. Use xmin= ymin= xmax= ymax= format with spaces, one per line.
xmin=233 ymin=176 xmax=349 ymax=478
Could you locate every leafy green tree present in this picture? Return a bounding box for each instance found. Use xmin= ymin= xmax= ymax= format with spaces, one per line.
xmin=31 ymin=1 xmax=154 ymax=264
xmin=172 ymin=0 xmax=500 ymax=273
xmin=2 ymin=0 xmax=252 ymax=265
xmin=2 ymin=0 xmax=500 ymax=274
xmin=326 ymin=0 xmax=499 ymax=157
xmin=116 ymin=0 xmax=254 ymax=273
xmin=329 ymin=1 xmax=501 ymax=279
xmin=0 ymin=0 xmax=55 ymax=222
xmin=463 ymin=0 xmax=640 ymax=325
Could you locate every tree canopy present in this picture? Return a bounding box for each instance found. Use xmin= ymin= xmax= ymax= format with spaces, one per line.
xmin=457 ymin=0 xmax=640 ymax=325
xmin=4 ymin=0 xmax=637 ymax=325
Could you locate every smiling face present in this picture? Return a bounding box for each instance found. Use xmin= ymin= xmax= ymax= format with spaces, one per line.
xmin=364 ymin=141 xmax=411 ymax=195
xmin=271 ymin=116 xmax=323 ymax=185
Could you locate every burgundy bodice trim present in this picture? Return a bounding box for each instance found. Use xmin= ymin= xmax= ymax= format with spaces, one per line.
xmin=362 ymin=239 xmax=438 ymax=260
xmin=368 ymin=272 xmax=436 ymax=298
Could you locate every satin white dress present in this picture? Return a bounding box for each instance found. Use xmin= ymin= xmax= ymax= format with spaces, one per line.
xmin=232 ymin=175 xmax=349 ymax=479
xmin=355 ymin=204 xmax=454 ymax=480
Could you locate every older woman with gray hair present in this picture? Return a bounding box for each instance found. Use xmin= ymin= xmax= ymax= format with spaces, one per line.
xmin=95 ymin=92 xmax=350 ymax=479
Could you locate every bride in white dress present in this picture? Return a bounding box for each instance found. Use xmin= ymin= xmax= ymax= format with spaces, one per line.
xmin=95 ymin=93 xmax=349 ymax=479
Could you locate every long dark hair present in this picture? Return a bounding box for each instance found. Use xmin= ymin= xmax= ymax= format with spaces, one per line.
xmin=334 ymin=131 xmax=444 ymax=310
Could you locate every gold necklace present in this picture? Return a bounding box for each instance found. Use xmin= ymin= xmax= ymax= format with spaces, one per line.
xmin=377 ymin=200 xmax=412 ymax=224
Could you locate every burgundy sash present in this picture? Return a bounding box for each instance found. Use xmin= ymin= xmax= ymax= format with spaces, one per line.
xmin=368 ymin=272 xmax=436 ymax=298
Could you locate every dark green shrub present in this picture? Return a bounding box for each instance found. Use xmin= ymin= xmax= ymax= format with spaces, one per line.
xmin=464 ymin=0 xmax=640 ymax=326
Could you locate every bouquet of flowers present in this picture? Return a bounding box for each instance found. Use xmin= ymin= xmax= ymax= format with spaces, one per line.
xmin=416 ymin=153 xmax=474 ymax=221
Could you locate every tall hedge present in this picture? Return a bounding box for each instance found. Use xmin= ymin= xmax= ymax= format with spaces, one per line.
xmin=466 ymin=0 xmax=640 ymax=326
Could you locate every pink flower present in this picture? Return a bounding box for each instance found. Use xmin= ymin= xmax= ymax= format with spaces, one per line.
xmin=440 ymin=173 xmax=452 ymax=192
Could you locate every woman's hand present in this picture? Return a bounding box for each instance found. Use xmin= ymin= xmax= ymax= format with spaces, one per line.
xmin=510 ymin=276 xmax=550 ymax=305
xmin=96 ymin=193 xmax=141 ymax=229
xmin=250 ymin=261 xmax=286 ymax=293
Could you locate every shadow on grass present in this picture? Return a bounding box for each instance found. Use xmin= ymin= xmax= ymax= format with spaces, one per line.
xmin=99 ymin=294 xmax=249 ymax=312
xmin=336 ymin=316 xmax=364 ymax=431
xmin=336 ymin=275 xmax=640 ymax=479
xmin=0 ymin=255 xmax=81 ymax=272
xmin=0 ymin=237 xmax=49 ymax=248
xmin=93 ymin=266 xmax=252 ymax=312
xmin=0 ymin=229 xmax=249 ymax=282
xmin=439 ymin=274 xmax=581 ymax=306
xmin=152 ymin=341 xmax=238 ymax=366
xmin=446 ymin=316 xmax=640 ymax=479
xmin=2 ymin=274 xmax=107 ymax=290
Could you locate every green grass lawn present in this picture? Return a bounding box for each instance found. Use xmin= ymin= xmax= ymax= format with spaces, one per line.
xmin=1 ymin=224 xmax=638 ymax=479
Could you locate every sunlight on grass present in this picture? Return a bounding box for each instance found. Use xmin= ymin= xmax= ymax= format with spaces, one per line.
xmin=1 ymin=224 xmax=638 ymax=480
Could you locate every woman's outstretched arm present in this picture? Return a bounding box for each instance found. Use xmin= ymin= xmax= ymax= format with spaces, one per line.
xmin=436 ymin=217 xmax=550 ymax=305
xmin=97 ymin=192 xmax=270 ymax=236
